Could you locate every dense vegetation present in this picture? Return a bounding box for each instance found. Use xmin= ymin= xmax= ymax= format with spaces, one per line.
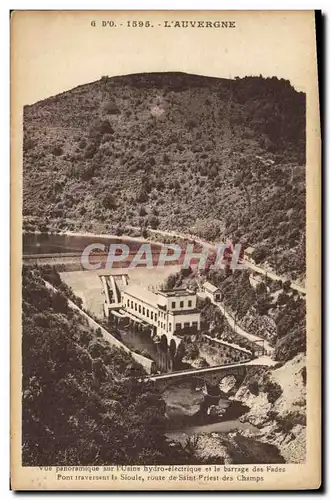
xmin=163 ymin=265 xmax=305 ymax=363
xmin=196 ymin=297 xmax=257 ymax=355
xmin=22 ymin=266 xmax=199 ymax=465
xmin=23 ymin=72 xmax=305 ymax=279
xmin=205 ymin=268 xmax=306 ymax=361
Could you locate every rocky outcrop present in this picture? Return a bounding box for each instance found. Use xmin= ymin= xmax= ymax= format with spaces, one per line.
xmin=219 ymin=375 xmax=237 ymax=394
xmin=234 ymin=354 xmax=306 ymax=463
xmin=190 ymin=431 xmax=285 ymax=464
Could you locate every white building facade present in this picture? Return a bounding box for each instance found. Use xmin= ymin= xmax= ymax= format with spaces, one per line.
xmin=121 ymin=285 xmax=201 ymax=342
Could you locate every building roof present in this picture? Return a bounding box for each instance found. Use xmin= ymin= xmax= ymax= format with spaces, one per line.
xmin=122 ymin=284 xmax=158 ymax=307
xmin=157 ymin=288 xmax=195 ymax=298
xmin=170 ymin=309 xmax=200 ymax=316
xmin=244 ymin=246 xmax=255 ymax=255
xmin=203 ymin=281 xmax=220 ymax=294
xmin=98 ymin=270 xmax=129 ymax=276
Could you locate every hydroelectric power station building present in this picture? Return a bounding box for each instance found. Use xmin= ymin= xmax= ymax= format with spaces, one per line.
xmin=122 ymin=285 xmax=201 ymax=341
xmin=99 ymin=271 xmax=201 ymax=353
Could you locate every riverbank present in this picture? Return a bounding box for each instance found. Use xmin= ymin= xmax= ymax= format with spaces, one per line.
xmin=23 ymin=228 xmax=163 ymax=246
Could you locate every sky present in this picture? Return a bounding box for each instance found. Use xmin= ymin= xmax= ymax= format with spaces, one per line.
xmin=11 ymin=10 xmax=317 ymax=107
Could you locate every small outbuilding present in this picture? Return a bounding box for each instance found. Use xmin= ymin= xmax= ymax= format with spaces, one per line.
xmin=244 ymin=246 xmax=255 ymax=263
xmin=203 ymin=281 xmax=222 ymax=302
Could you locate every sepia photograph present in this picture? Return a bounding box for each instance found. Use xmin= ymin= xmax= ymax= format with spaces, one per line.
xmin=11 ymin=10 xmax=321 ymax=490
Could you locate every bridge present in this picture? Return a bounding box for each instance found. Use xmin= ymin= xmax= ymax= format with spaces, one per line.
xmin=145 ymin=356 xmax=276 ymax=389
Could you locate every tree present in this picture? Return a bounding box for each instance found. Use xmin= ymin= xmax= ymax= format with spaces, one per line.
xmin=102 ymin=193 xmax=117 ymax=210
xmin=136 ymin=189 xmax=148 ymax=203
xmin=103 ymin=100 xmax=120 ymax=115
xmin=252 ymin=246 xmax=268 ymax=264
xmin=283 ymin=280 xmax=291 ymax=292
xmin=165 ymin=273 xmax=177 ymax=290
xmin=148 ymin=215 xmax=159 ymax=229
xmin=52 ymin=291 xmax=68 ymax=314
xmin=139 ymin=205 xmax=147 ymax=216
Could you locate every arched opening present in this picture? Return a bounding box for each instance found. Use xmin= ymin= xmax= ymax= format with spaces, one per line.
xmin=175 ymin=341 xmax=185 ymax=362
xmin=169 ymin=338 xmax=176 ymax=359
xmin=160 ymin=334 xmax=168 ymax=352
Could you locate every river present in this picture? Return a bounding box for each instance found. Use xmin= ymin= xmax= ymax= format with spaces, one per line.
xmin=23 ymin=232 xmax=152 ymax=255
xmin=162 ymin=381 xmax=258 ymax=441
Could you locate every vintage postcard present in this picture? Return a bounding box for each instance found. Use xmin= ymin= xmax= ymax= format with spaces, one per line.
xmin=11 ymin=10 xmax=321 ymax=490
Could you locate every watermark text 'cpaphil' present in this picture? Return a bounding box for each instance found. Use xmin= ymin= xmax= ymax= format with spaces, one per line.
xmin=81 ymin=243 xmax=245 ymax=271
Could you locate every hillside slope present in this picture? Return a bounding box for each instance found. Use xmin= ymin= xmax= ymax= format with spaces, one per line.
xmin=23 ymin=72 xmax=306 ymax=278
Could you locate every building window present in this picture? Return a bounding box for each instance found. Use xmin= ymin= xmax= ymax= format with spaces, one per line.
xmin=172 ymin=301 xmax=176 ymax=309
xmin=169 ymin=323 xmax=172 ymax=331
xmin=184 ymin=322 xmax=190 ymax=329
xmin=158 ymin=321 xmax=160 ymax=326
xmin=188 ymin=300 xmax=192 ymax=307
xmin=139 ymin=305 xmax=141 ymax=313
xmin=127 ymin=299 xmax=130 ymax=306
xmin=175 ymin=323 xmax=181 ymax=330
xmin=151 ymin=311 xmax=153 ymax=320
xmin=192 ymin=321 xmax=198 ymax=329
xmin=131 ymin=300 xmax=133 ymax=309
xmin=143 ymin=307 xmax=145 ymax=315
xmin=180 ymin=301 xmax=184 ymax=308
xmin=147 ymin=309 xmax=149 ymax=318
xmin=135 ymin=303 xmax=137 ymax=311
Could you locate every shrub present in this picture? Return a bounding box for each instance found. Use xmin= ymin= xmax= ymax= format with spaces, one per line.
xmin=103 ymin=100 xmax=120 ymax=115
xmin=283 ymin=280 xmax=291 ymax=292
xmin=163 ymin=153 xmax=170 ymax=164
xmin=252 ymin=246 xmax=269 ymax=264
xmin=102 ymin=193 xmax=117 ymax=210
xmin=248 ymin=380 xmax=259 ymax=396
xmin=78 ymin=138 xmax=87 ymax=149
xmin=139 ymin=205 xmax=147 ymax=217
xmin=51 ymin=291 xmax=68 ymax=314
xmin=187 ymin=118 xmax=197 ymax=130
xmin=266 ymin=381 xmax=283 ymax=404
xmin=148 ymin=215 xmax=159 ymax=229
xmin=84 ymin=143 xmax=98 ymax=159
xmin=23 ymin=137 xmax=36 ymax=152
xmin=136 ymin=190 xmax=148 ymax=203
xmin=51 ymin=145 xmax=63 ymax=156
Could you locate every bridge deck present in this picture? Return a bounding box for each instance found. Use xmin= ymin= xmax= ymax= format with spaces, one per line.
xmin=146 ymin=356 xmax=275 ymax=381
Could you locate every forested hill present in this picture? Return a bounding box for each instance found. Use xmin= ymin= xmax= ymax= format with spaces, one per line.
xmin=23 ymin=72 xmax=306 ymax=279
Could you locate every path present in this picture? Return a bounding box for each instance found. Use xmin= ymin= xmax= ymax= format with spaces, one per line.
xmin=214 ymin=301 xmax=274 ymax=354
xmin=197 ymin=291 xmax=274 ymax=354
